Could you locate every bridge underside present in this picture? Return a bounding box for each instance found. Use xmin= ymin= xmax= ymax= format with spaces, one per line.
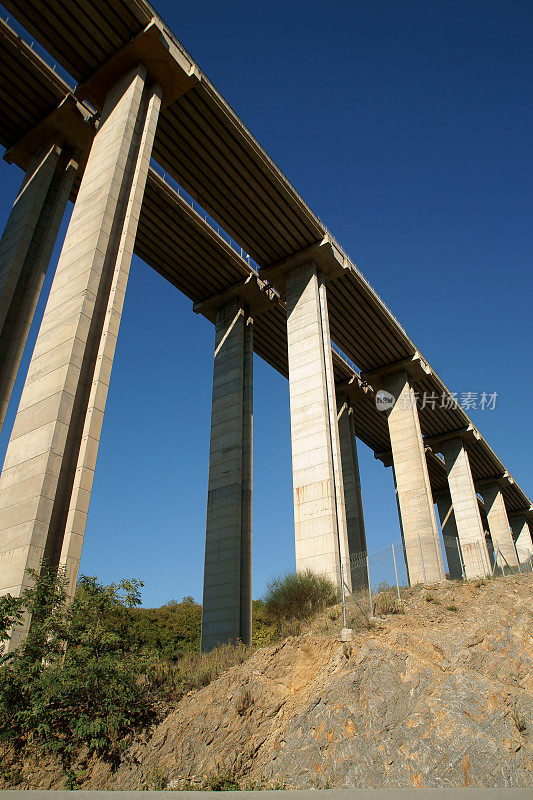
xmin=0 ymin=4 xmax=531 ymax=651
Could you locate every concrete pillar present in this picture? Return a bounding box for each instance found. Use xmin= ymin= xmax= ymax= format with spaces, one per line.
xmin=510 ymin=514 xmax=533 ymax=563
xmin=285 ymin=263 xmax=349 ymax=590
xmin=201 ymin=299 xmax=253 ymax=651
xmin=381 ymin=369 xmax=445 ymax=584
xmin=435 ymin=492 xmax=463 ymax=580
xmin=439 ymin=438 xmax=491 ymax=579
xmin=337 ymin=397 xmax=367 ymax=587
xmin=0 ymin=65 xmax=162 ymax=651
xmin=481 ymin=482 xmax=518 ymax=569
xmin=0 ymin=145 xmax=77 ymax=432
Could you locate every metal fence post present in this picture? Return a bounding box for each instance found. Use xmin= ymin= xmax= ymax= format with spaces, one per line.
xmin=499 ymin=545 xmax=505 ymax=576
xmin=418 ymin=535 xmax=427 ymax=584
xmin=476 ymin=540 xmax=485 ymax=577
xmin=492 ymin=547 xmax=499 ymax=577
xmin=456 ymin=537 xmax=466 ymax=581
xmin=365 ymin=552 xmax=373 ymax=616
xmin=391 ymin=542 xmax=401 ymax=602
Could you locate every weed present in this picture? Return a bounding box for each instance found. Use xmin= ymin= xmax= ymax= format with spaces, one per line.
xmin=235 ymin=686 xmax=254 ymax=716
xmin=63 ymin=769 xmax=86 ymax=790
xmin=446 ymin=604 xmax=458 ymax=612
xmin=374 ymin=591 xmax=404 ymax=615
xmin=425 ymin=593 xmax=439 ymax=604
xmin=204 ymin=758 xmax=243 ymax=791
xmin=145 ymin=764 xmax=169 ymax=791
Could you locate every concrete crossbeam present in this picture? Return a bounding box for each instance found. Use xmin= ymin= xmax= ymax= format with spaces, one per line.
xmin=337 ymin=397 xmax=367 ymax=588
xmin=439 ymin=437 xmax=491 ymax=580
xmin=481 ymin=481 xmax=518 ymax=568
xmin=381 ymin=369 xmax=445 ymax=585
xmin=0 ymin=144 xmax=77 ymax=434
xmin=0 ymin=65 xmax=162 ymax=652
xmin=201 ymin=299 xmax=253 ymax=651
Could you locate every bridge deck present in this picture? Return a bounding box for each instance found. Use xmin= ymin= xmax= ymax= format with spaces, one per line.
xmin=0 ymin=7 xmax=530 ymax=515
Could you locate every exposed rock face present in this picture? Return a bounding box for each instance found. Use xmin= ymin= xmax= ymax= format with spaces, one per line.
xmin=98 ymin=574 xmax=532 ymax=790
xmin=7 ymin=575 xmax=533 ymax=789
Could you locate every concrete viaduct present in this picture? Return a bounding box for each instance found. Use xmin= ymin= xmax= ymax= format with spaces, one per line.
xmin=0 ymin=1 xmax=531 ymax=652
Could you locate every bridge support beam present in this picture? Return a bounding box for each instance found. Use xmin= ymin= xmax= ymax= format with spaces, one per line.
xmin=380 ymin=369 xmax=445 ymax=585
xmin=481 ymin=481 xmax=518 ymax=569
xmin=0 ymin=144 xmax=77 ymax=433
xmin=201 ymin=300 xmax=253 ymax=651
xmin=0 ymin=65 xmax=162 ymax=651
xmin=337 ymin=397 xmax=366 ymax=587
xmin=435 ymin=491 xmax=463 ymax=580
xmin=285 ymin=263 xmax=349 ymax=590
xmin=438 ymin=437 xmax=490 ymax=579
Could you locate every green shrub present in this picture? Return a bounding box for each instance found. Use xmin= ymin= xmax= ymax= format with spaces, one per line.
xmin=251 ymin=599 xmax=278 ymax=647
xmin=0 ymin=568 xmax=156 ymax=768
xmin=263 ymin=570 xmax=339 ymax=622
xmin=128 ymin=598 xmax=202 ymax=660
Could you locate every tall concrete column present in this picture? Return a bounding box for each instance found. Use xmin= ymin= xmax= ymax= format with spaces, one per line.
xmin=201 ymin=300 xmax=253 ymax=651
xmin=0 ymin=145 xmax=77 ymax=432
xmin=0 ymin=65 xmax=162 ymax=651
xmin=509 ymin=513 xmax=533 ymax=563
xmin=380 ymin=369 xmax=445 ymax=585
xmin=480 ymin=481 xmax=518 ymax=569
xmin=437 ymin=437 xmax=490 ymax=579
xmin=337 ymin=397 xmax=367 ymax=587
xmin=435 ymin=491 xmax=463 ymax=580
xmin=285 ymin=263 xmax=349 ymax=589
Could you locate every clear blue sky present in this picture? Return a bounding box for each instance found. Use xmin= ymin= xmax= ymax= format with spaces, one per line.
xmin=0 ymin=0 xmax=531 ymax=606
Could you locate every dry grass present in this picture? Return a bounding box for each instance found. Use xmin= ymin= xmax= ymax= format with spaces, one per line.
xmin=145 ymin=642 xmax=251 ymax=701
xmin=374 ymin=591 xmax=404 ymax=616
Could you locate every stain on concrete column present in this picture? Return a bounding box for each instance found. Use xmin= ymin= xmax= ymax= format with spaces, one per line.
xmin=0 ymin=65 xmax=162 ymax=652
xmin=439 ymin=437 xmax=491 ymax=579
xmin=0 ymin=144 xmax=77 ymax=433
xmin=337 ymin=397 xmax=367 ymax=588
xmin=481 ymin=481 xmax=518 ymax=568
xmin=285 ymin=263 xmax=349 ymax=590
xmin=381 ymin=369 xmax=445 ymax=585
xmin=201 ymin=300 xmax=253 ymax=651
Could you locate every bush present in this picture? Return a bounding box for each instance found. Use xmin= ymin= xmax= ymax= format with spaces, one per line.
xmin=263 ymin=570 xmax=339 ymax=622
xmin=374 ymin=591 xmax=404 ymax=615
xmin=128 ymin=598 xmax=202 ymax=660
xmin=0 ymin=569 xmax=156 ymax=769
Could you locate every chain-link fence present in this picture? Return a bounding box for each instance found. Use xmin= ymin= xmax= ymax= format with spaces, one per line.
xmin=341 ymin=534 xmax=532 ymax=619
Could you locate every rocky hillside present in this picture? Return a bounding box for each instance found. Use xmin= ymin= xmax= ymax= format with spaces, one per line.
xmin=13 ymin=574 xmax=533 ymax=789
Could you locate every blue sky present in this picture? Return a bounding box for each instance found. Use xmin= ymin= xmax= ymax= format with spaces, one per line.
xmin=0 ymin=0 xmax=531 ymax=606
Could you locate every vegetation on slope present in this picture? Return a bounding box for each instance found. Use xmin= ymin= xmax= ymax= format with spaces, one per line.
xmin=0 ymin=566 xmax=338 ymax=784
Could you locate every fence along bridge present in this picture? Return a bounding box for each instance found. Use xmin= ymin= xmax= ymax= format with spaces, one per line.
xmin=0 ymin=1 xmax=531 ymax=652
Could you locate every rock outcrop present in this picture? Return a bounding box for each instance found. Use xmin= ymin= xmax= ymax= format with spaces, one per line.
xmin=8 ymin=574 xmax=533 ymax=789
